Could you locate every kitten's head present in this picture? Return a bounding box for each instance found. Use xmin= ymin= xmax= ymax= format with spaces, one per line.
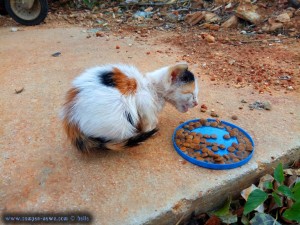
xmin=166 ymin=63 xmax=199 ymax=113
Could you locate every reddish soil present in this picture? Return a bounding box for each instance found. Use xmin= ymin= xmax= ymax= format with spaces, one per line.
xmin=164 ymin=29 xmax=300 ymax=95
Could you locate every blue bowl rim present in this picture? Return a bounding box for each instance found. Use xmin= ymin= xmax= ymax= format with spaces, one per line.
xmin=172 ymin=118 xmax=255 ymax=170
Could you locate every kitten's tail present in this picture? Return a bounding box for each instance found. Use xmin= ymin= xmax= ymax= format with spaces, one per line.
xmin=64 ymin=120 xmax=158 ymax=152
xmin=105 ymin=128 xmax=158 ymax=151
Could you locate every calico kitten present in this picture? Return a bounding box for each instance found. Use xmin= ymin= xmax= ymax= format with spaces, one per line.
xmin=61 ymin=63 xmax=198 ymax=152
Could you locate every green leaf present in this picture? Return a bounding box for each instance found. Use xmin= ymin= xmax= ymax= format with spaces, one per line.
xmin=283 ymin=202 xmax=300 ymax=222
xmin=250 ymin=212 xmax=281 ymax=225
xmin=272 ymin=192 xmax=282 ymax=207
xmin=243 ymin=189 xmax=268 ymax=215
xmin=218 ymin=212 xmax=238 ymax=224
xmin=277 ymin=185 xmax=295 ymax=200
xmin=241 ymin=215 xmax=250 ymax=225
xmin=274 ymin=163 xmax=284 ymax=185
xmin=264 ymin=181 xmax=273 ymax=190
xmin=213 ymin=197 xmax=231 ymax=217
xmin=292 ymin=182 xmax=300 ymax=201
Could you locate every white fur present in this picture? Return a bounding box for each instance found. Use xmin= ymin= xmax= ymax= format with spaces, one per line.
xmin=62 ymin=64 xmax=198 ymax=142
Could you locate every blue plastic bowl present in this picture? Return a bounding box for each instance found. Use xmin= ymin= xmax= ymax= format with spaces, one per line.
xmin=172 ymin=119 xmax=255 ymax=170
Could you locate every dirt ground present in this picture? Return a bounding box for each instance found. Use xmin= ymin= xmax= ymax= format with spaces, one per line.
xmin=0 ymin=8 xmax=300 ymax=225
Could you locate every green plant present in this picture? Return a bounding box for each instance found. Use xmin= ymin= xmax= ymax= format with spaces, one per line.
xmin=244 ymin=163 xmax=300 ymax=223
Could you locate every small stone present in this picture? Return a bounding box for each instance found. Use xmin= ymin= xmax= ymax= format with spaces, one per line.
xmin=96 ymin=31 xmax=104 ymax=37
xmin=200 ymin=108 xmax=207 ymax=112
xmin=202 ymin=33 xmax=215 ymax=43
xmin=269 ymin=22 xmax=283 ymax=32
xmin=287 ymin=86 xmax=294 ymax=90
xmin=237 ymin=76 xmax=243 ymax=83
xmin=236 ymin=2 xmax=263 ymax=24
xmin=11 ymin=27 xmax=18 ymax=32
xmin=263 ymin=101 xmax=272 ymax=110
xmin=116 ymin=45 xmax=120 ymax=49
xmin=210 ymin=111 xmax=218 ymax=117
xmin=239 ymin=106 xmax=243 ymax=110
xmin=228 ymin=59 xmax=236 ymax=65
xmin=201 ymin=104 xmax=208 ymax=110
xmin=15 ymin=87 xmax=24 ymax=94
xmin=231 ymin=115 xmax=238 ymax=120
xmin=241 ymin=99 xmax=247 ymax=103
xmin=204 ymin=12 xmax=221 ymax=23
xmin=52 ymin=52 xmax=61 ymax=57
xmin=185 ymin=11 xmax=204 ymax=26
xmin=275 ymin=13 xmax=290 ymax=23
xmin=221 ymin=15 xmax=238 ymax=28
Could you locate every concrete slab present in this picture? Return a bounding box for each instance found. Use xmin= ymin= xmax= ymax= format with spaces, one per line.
xmin=0 ymin=27 xmax=299 ymax=225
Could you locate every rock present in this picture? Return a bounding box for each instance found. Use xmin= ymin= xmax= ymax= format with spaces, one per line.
xmin=11 ymin=27 xmax=18 ymax=32
xmin=96 ymin=31 xmax=104 ymax=37
xmin=284 ymin=7 xmax=296 ymax=17
xmin=201 ymin=104 xmax=208 ymax=110
xmin=295 ymin=9 xmax=300 ymax=16
xmin=275 ymin=13 xmax=290 ymax=23
xmin=231 ymin=115 xmax=238 ymax=120
xmin=287 ymin=86 xmax=294 ymax=90
xmin=237 ymin=76 xmax=243 ymax=83
xmin=221 ymin=15 xmax=238 ymax=28
xmin=263 ymin=101 xmax=272 ymax=110
xmin=236 ymin=2 xmax=263 ymax=24
xmin=52 ymin=52 xmax=61 ymax=57
xmin=269 ymin=21 xmax=283 ymax=32
xmin=201 ymin=33 xmax=215 ymax=43
xmin=185 ymin=11 xmax=204 ymax=26
xmin=116 ymin=45 xmax=120 ymax=49
xmin=15 ymin=87 xmax=24 ymax=94
xmin=211 ymin=111 xmax=219 ymax=117
xmin=228 ymin=59 xmax=235 ymax=65
xmin=204 ymin=12 xmax=221 ymax=23
xmin=203 ymin=23 xmax=220 ymax=31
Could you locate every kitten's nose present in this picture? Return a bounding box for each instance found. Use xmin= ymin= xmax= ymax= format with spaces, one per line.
xmin=193 ymin=101 xmax=198 ymax=106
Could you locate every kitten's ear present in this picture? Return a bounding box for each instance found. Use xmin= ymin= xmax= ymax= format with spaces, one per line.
xmin=169 ymin=63 xmax=188 ymax=84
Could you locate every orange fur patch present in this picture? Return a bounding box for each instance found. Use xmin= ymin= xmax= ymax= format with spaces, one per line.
xmin=113 ymin=68 xmax=137 ymax=95
xmin=65 ymin=88 xmax=79 ymax=106
xmin=62 ymin=119 xmax=81 ymax=143
xmin=181 ymin=82 xmax=195 ymax=94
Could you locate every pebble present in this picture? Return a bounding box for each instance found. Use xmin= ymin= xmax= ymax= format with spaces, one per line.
xmin=11 ymin=27 xmax=18 ymax=32
xmin=231 ymin=115 xmax=238 ymax=120
xmin=52 ymin=52 xmax=61 ymax=57
xmin=211 ymin=111 xmax=218 ymax=117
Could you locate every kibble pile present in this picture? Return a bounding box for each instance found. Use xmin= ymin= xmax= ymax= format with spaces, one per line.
xmin=175 ymin=119 xmax=254 ymax=164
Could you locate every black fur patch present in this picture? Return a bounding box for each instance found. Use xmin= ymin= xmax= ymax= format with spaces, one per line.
xmin=179 ymin=70 xmax=195 ymax=83
xmin=125 ymin=111 xmax=134 ymax=126
xmin=88 ymin=136 xmax=111 ymax=150
xmin=89 ymin=136 xmax=110 ymax=143
xmin=99 ymin=71 xmax=115 ymax=87
xmin=75 ymin=138 xmax=85 ymax=152
xmin=125 ymin=128 xmax=158 ymax=147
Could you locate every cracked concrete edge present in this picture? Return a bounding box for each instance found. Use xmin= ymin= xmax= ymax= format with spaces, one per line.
xmin=143 ymin=146 xmax=300 ymax=225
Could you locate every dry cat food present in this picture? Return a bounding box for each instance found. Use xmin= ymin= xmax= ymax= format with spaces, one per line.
xmin=174 ymin=118 xmax=254 ymax=165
